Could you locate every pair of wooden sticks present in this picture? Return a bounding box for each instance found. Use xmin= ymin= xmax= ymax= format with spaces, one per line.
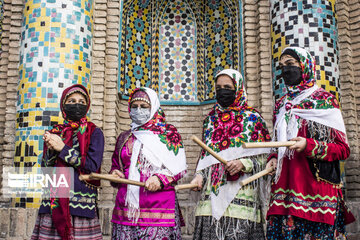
xmin=80 ymin=136 xmax=295 ymax=190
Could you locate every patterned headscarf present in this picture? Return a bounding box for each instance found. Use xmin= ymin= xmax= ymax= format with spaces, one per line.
xmin=128 ymin=88 xmax=184 ymax=155
xmin=202 ymin=69 xmax=270 ymax=157
xmin=45 ymin=84 xmax=97 ymax=240
xmin=49 ymin=84 xmax=96 ymax=161
xmin=274 ymin=47 xmax=339 ymax=123
xmin=214 ymin=69 xmax=248 ymax=111
xmin=280 ymin=46 xmax=316 ymax=99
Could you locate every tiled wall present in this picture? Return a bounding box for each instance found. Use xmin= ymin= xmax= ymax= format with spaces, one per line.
xmin=271 ymin=0 xmax=339 ymax=101
xmin=118 ymin=0 xmax=243 ymax=104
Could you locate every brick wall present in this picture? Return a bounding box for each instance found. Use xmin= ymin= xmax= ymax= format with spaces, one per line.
xmin=0 ymin=0 xmax=22 ymax=208
xmin=340 ymin=0 xmax=360 ymax=239
xmin=243 ymin=0 xmax=273 ymax=130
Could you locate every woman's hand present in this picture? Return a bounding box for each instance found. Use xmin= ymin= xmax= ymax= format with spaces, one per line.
xmin=190 ymin=174 xmax=203 ymax=191
xmin=266 ymin=158 xmax=277 ymax=176
xmin=225 ymin=159 xmax=244 ymax=176
xmin=111 ymin=169 xmax=125 ymax=179
xmin=145 ymin=176 xmax=162 ymax=192
xmin=44 ymin=133 xmax=65 ymax=152
xmin=289 ymin=137 xmax=307 ymax=152
xmin=43 ymin=131 xmax=53 ymax=150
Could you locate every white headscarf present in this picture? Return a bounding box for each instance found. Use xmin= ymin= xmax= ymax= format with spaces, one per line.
xmin=126 ymin=87 xmax=187 ymax=221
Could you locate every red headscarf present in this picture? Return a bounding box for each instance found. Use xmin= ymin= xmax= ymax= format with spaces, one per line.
xmin=45 ymin=84 xmax=97 ymax=240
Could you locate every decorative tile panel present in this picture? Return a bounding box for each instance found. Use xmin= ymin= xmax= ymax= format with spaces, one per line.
xmin=118 ymin=0 xmax=244 ymax=104
xmin=119 ymin=0 xmax=152 ymax=95
xmin=204 ymin=0 xmax=236 ymax=100
xmin=159 ymin=0 xmax=196 ymax=102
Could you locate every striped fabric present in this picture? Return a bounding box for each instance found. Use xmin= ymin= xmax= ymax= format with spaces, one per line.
xmin=31 ymin=213 xmax=102 ymax=240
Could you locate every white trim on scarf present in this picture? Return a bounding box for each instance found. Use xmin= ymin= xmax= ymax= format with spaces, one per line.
xmin=196 ymin=146 xmax=269 ymax=220
xmin=274 ymin=85 xmax=346 ymax=183
xmin=196 ymin=147 xmax=270 ymax=172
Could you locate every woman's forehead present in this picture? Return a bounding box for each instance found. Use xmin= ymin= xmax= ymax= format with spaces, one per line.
xmin=131 ymin=100 xmax=150 ymax=106
xmin=216 ymin=74 xmax=233 ymax=83
xmin=67 ymin=92 xmax=86 ymax=100
xmin=280 ymin=54 xmax=298 ymax=62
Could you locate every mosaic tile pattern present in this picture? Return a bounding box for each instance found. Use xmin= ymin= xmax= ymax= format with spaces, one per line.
xmin=204 ymin=0 xmax=236 ymax=100
xmin=119 ymin=0 xmax=152 ymax=95
xmin=118 ymin=0 xmax=244 ymax=104
xmin=159 ymin=0 xmax=196 ymax=102
xmin=14 ymin=0 xmax=93 ymax=208
xmin=149 ymin=0 xmax=168 ymax=95
xmin=270 ymin=0 xmax=339 ymax=101
xmin=187 ymin=0 xmax=205 ymax=102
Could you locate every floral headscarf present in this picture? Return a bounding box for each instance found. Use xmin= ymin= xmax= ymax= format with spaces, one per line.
xmin=281 ymin=47 xmax=316 ymax=99
xmin=274 ymin=47 xmax=341 ymax=123
xmin=196 ymin=69 xmax=271 ymax=220
xmin=214 ymin=69 xmax=248 ymax=111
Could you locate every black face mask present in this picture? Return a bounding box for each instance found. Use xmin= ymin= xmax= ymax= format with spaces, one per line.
xmin=63 ymin=104 xmax=87 ymax=121
xmin=216 ymin=88 xmax=236 ymax=108
xmin=281 ymin=66 xmax=303 ymax=86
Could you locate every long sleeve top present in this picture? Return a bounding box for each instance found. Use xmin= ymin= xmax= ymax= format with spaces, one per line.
xmin=110 ymin=130 xmax=183 ymax=227
xmin=266 ymin=121 xmax=349 ymax=225
xmin=39 ymin=127 xmax=104 ymax=218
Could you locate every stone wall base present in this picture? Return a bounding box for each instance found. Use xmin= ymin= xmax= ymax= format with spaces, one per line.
xmin=1 ymin=200 xmax=359 ymax=239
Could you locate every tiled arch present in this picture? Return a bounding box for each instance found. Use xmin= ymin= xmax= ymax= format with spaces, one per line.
xmin=118 ymin=0 xmax=244 ymax=105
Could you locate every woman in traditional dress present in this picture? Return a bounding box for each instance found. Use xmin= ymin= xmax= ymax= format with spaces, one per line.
xmin=191 ymin=69 xmax=272 ymax=240
xmin=31 ymin=84 xmax=104 ymax=240
xmin=110 ymin=87 xmax=187 ymax=240
xmin=266 ymin=47 xmax=355 ymax=239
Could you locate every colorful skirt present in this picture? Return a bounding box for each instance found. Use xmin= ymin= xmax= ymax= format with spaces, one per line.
xmin=31 ymin=213 xmax=102 ymax=240
xmin=112 ymin=201 xmax=182 ymax=240
xmin=193 ymin=216 xmax=265 ymax=240
xmin=266 ymin=204 xmax=347 ymax=240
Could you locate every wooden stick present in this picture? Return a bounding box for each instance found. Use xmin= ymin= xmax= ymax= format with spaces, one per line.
xmin=191 ymin=135 xmax=228 ymax=164
xmin=80 ymin=173 xmax=198 ymax=191
xmin=175 ymin=183 xmax=198 ymax=191
xmin=177 ymin=167 xmax=275 ymax=191
xmin=79 ymin=174 xmax=113 ymax=181
xmin=242 ymin=141 xmax=296 ymax=148
xmin=240 ymin=167 xmax=274 ymax=186
xmin=89 ymin=173 xmax=146 ymax=187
